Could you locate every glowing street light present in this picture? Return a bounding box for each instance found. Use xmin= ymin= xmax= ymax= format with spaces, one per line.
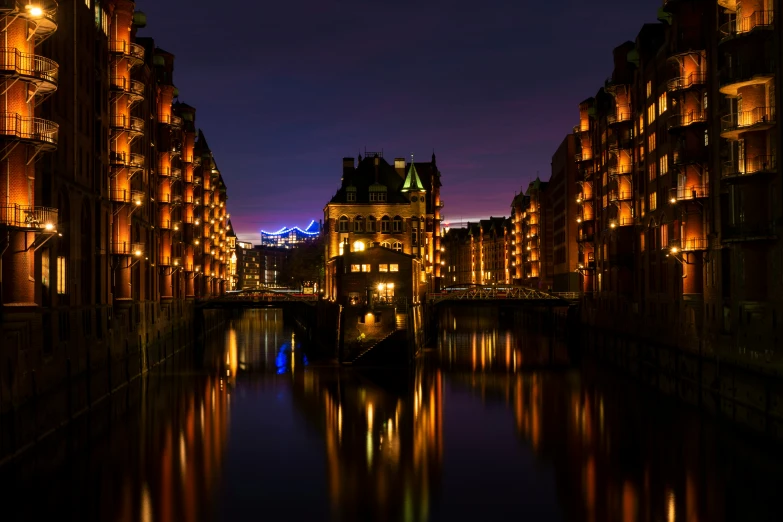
xmin=26 ymin=4 xmax=43 ymax=17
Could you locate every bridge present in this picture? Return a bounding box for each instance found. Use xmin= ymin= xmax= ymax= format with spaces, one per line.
xmin=197 ymin=290 xmax=318 ymax=309
xmin=429 ymin=285 xmax=575 ymax=306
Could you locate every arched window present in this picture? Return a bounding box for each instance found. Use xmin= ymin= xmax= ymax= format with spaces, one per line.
xmin=411 ymin=217 xmax=419 ymax=246
xmin=352 ymin=240 xmax=366 ymax=252
xmin=367 ymin=216 xmax=376 ymax=233
xmin=381 ymin=215 xmax=390 ymax=233
xmin=354 ymin=215 xmax=364 ymax=232
xmin=392 ymin=216 xmax=403 ymax=233
xmin=393 ymin=241 xmax=403 ymax=252
xmin=380 ymin=241 xmax=391 ymax=249
xmin=338 ymin=216 xmax=349 ymax=232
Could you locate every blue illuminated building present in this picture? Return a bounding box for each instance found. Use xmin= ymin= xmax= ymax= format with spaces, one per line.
xmin=261 ymin=220 xmax=321 ymax=248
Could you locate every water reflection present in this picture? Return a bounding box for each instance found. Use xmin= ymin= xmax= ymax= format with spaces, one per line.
xmin=3 ymin=308 xmax=783 ymax=522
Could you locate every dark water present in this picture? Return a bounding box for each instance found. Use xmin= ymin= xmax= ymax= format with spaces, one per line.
xmin=3 ymin=308 xmax=782 ymax=521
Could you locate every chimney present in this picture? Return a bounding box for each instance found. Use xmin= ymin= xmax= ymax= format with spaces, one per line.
xmin=342 ymin=157 xmax=354 ymax=182
xmin=394 ymin=158 xmax=406 ymax=177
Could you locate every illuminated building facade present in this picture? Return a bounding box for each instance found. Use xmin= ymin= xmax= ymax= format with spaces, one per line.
xmin=442 ymin=217 xmax=513 ymax=286
xmin=0 ymin=1 xmax=234 ymax=459
xmin=550 ymin=134 xmax=581 ymax=293
xmin=323 ymin=152 xmax=444 ymax=295
xmin=260 ymin=220 xmax=320 ymax=248
xmin=567 ymin=0 xmax=782 ymax=357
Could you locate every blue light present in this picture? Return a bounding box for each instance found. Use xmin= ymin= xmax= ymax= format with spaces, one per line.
xmin=260 ymin=220 xmax=320 ymax=237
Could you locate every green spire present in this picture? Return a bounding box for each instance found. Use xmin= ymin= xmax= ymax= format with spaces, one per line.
xmin=401 ymin=154 xmax=425 ymax=192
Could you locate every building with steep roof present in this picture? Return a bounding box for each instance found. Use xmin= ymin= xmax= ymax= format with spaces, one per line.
xmin=323 ymin=152 xmax=443 ymax=297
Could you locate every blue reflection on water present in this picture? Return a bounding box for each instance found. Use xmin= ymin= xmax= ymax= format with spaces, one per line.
xmin=275 ymin=340 xmax=307 ymax=374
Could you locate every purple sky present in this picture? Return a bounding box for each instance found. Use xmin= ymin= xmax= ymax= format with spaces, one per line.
xmin=136 ymin=0 xmax=661 ymax=244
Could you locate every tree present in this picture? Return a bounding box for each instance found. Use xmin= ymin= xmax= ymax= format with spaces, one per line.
xmin=279 ymin=236 xmax=324 ymax=289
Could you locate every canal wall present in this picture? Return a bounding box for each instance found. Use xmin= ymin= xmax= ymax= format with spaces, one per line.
xmin=0 ymin=300 xmax=225 ymax=466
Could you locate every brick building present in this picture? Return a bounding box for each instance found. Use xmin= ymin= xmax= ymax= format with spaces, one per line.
xmin=442 ymin=217 xmax=512 ymax=286
xmin=550 ymin=134 xmax=580 ymax=293
xmin=0 ymin=1 xmax=233 ymax=454
xmin=323 ymin=152 xmax=443 ymax=296
xmin=566 ymin=0 xmax=782 ymax=356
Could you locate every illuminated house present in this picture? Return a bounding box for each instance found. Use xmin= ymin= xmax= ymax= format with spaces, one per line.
xmin=261 ymin=220 xmax=320 ymax=248
xmin=323 ymin=152 xmax=444 ymax=294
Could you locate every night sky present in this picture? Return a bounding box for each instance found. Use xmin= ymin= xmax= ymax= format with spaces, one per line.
xmin=136 ymin=0 xmax=660 ymax=244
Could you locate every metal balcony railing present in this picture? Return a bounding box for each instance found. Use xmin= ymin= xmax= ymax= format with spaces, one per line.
xmin=109 ymin=189 xmax=144 ymax=205
xmin=609 ymin=191 xmax=632 ymax=201
xmin=719 ymin=61 xmax=776 ymax=93
xmin=667 ymin=71 xmax=707 ymax=92
xmin=619 ymin=217 xmax=635 ymax=226
xmin=0 ymin=204 xmax=57 ymax=230
xmin=170 ymin=167 xmax=182 ymax=179
xmin=720 ymin=11 xmax=775 ymax=42
xmin=171 ymin=115 xmax=182 ymax=127
xmin=109 ymin=77 xmax=144 ymax=99
xmin=721 ymin=154 xmax=777 ymax=179
xmin=110 ymin=114 xmax=144 ymax=134
xmin=721 ymin=107 xmax=776 ymax=135
xmin=159 ymin=255 xmax=172 ymax=266
xmin=0 ymin=48 xmax=58 ymax=89
xmin=671 ymin=185 xmax=709 ymax=201
xmin=111 ymin=242 xmax=145 ymax=256
xmin=193 ymin=176 xmax=202 ymax=186
xmin=0 ymin=113 xmax=58 ymax=146
xmin=606 ymin=107 xmax=631 ymax=125
xmin=109 ymin=40 xmax=145 ymax=64
xmin=608 ymin=164 xmax=632 ymax=177
xmin=668 ymin=110 xmax=707 ymax=130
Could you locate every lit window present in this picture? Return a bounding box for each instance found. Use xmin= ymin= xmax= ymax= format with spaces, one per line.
xmin=57 ymin=256 xmax=67 ymax=294
xmin=648 ymin=133 xmax=656 ymax=152
xmin=393 ymin=242 xmax=403 ymax=252
xmin=338 ymin=243 xmax=344 ymax=256
xmin=350 ymin=264 xmax=360 ymax=272
xmin=703 ymin=92 xmax=708 ymax=109
xmin=390 ymin=264 xmax=399 ymax=272
xmin=658 ymin=93 xmax=667 ymax=115
xmin=338 ymin=216 xmax=348 ymax=232
xmin=646 ymin=81 xmax=652 ymax=98
xmin=638 ymin=115 xmax=644 ymax=135
xmin=649 ymin=164 xmax=656 ymax=181
xmin=649 ymin=192 xmax=657 ymax=211
xmin=379 ymin=264 xmax=388 ymax=272
xmin=704 ymin=130 xmax=709 ymax=146
xmin=648 ymin=104 xmax=655 ymax=124
xmin=361 ymin=264 xmax=371 ymax=272
xmin=352 ymin=240 xmax=365 ymax=252
xmin=659 ymin=155 xmax=668 ymax=176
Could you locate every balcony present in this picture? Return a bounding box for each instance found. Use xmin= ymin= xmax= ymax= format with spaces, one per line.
xmin=109 ymin=40 xmax=145 ymax=67
xmin=723 ymin=221 xmax=777 ymax=242
xmin=577 ymin=232 xmax=595 ymax=243
xmin=0 ymin=204 xmax=57 ymax=230
xmin=668 ymin=110 xmax=707 ymax=131
xmin=667 ymin=71 xmax=707 ymax=93
xmin=609 ymin=191 xmax=632 ymax=202
xmin=0 ymin=48 xmax=58 ymax=94
xmin=608 ymin=164 xmax=632 ymax=177
xmin=720 ymin=107 xmax=776 ymax=139
xmin=110 ymin=151 xmax=145 ymax=170
xmin=171 ymin=115 xmax=182 ymax=128
xmin=109 ymin=189 xmax=144 ymax=206
xmin=607 ymin=137 xmax=632 ymax=153
xmin=109 ymin=76 xmax=144 ymax=103
xmin=719 ymin=61 xmax=776 ymax=96
xmin=721 ymin=154 xmax=776 ymax=181
xmin=606 ymin=108 xmax=631 ymax=125
xmin=719 ymin=11 xmax=775 ymax=43
xmin=111 ymin=242 xmax=145 ymax=256
xmin=110 ymin=114 xmax=145 ymax=137
xmin=0 ymin=113 xmax=58 ymax=149
xmin=717 ymin=0 xmax=736 ymax=10
xmin=15 ymin=1 xmax=58 ymax=43
xmin=670 ymin=185 xmax=709 ymax=202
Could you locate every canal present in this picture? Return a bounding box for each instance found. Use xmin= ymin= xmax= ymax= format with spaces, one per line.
xmin=2 ymin=308 xmax=782 ymax=521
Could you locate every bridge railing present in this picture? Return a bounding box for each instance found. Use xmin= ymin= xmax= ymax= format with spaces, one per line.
xmin=430 ymin=285 xmax=569 ymax=303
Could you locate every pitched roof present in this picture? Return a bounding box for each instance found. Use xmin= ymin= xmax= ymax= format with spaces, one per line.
xmin=401 ymin=160 xmax=425 ymax=192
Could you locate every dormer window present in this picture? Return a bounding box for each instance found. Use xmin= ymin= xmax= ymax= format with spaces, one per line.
xmin=346 ymin=186 xmax=356 ymax=202
xmin=369 ymin=183 xmax=386 ymax=202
